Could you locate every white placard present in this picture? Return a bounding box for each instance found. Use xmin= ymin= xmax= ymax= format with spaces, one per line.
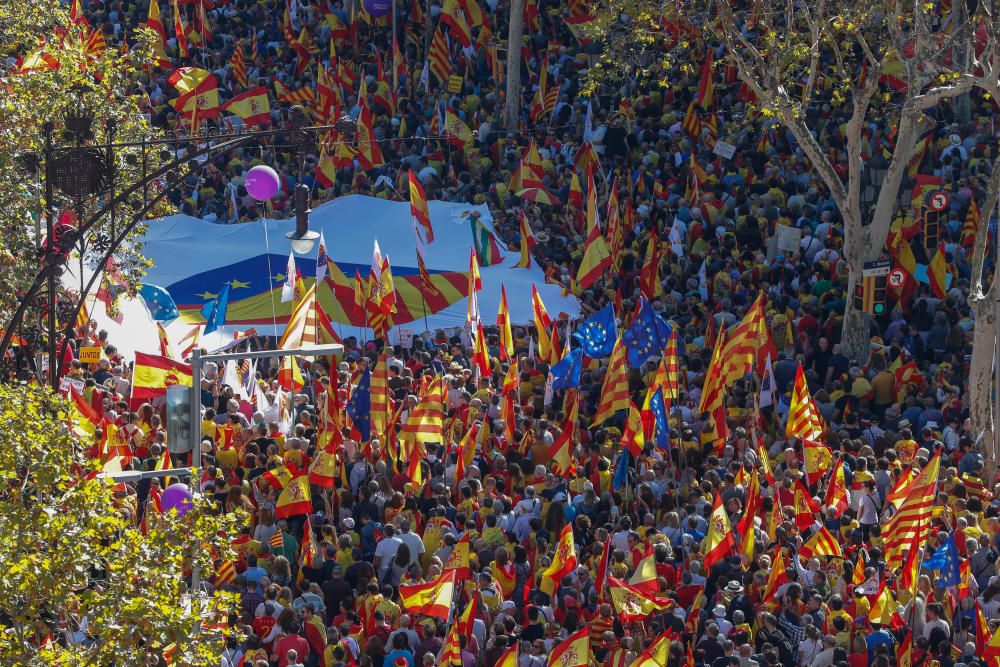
xmin=398 ymin=328 xmax=415 ymax=349
xmin=713 ymin=140 xmax=737 ymax=160
xmin=775 ymin=224 xmax=803 ymax=253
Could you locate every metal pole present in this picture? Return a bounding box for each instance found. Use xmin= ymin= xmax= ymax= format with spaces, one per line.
xmin=189 ymin=347 xmax=202 ymax=594
xmin=44 ymin=126 xmax=57 ymax=391
xmin=994 ymin=193 xmax=1000 ymax=472
xmin=391 ymin=0 xmax=398 ymax=90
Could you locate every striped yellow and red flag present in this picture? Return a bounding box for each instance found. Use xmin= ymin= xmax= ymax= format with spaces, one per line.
xmin=592 ymin=338 xmax=629 ymax=425
xmin=960 ymin=197 xmax=980 ymax=248
xmin=398 ymin=569 xmax=456 ymax=620
xmin=720 ymin=293 xmax=771 ymax=385
xmin=408 ymin=170 xmax=434 ymax=243
xmin=786 ymin=363 xmax=824 ymax=441
xmin=370 ymin=353 xmax=390 ymax=442
xmin=497 ymin=284 xmax=514 ymax=361
xmin=398 ymin=375 xmax=445 ymax=444
xmin=798 ymin=526 xmax=843 ymax=560
xmin=213 ymin=560 xmax=236 ymax=588
xmin=428 ymin=25 xmax=451 ymax=82
xmin=883 ymin=455 xmax=941 ymax=568
xmin=697 ymin=327 xmax=727 ymax=418
xmin=277 ymin=282 xmax=343 ymax=350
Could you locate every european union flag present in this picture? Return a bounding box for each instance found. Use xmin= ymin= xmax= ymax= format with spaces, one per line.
xmin=346 ymin=368 xmax=371 ymax=442
xmin=921 ymin=531 xmax=960 ymax=587
xmin=623 ymin=298 xmax=673 ymax=369
xmin=550 ymin=348 xmax=583 ymax=391
xmin=200 ymin=282 xmax=231 ymax=334
xmin=612 ymin=446 xmax=631 ymax=490
xmin=573 ymin=304 xmax=617 ymax=358
xmin=649 ymin=387 xmax=670 ymax=451
xmin=139 ymin=284 xmax=179 ymax=320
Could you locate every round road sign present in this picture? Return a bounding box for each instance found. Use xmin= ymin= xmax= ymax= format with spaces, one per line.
xmin=888 ymin=269 xmax=905 ymax=288
xmin=928 ymin=191 xmax=949 ymax=212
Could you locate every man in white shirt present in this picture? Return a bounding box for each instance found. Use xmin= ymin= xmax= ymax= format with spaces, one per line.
xmin=373 ymin=524 xmax=403 ymax=580
xmin=397 ymin=519 xmax=425 ymax=569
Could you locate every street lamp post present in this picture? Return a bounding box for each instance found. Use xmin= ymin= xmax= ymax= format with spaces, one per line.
xmin=1 ymin=106 xmax=358 ymax=388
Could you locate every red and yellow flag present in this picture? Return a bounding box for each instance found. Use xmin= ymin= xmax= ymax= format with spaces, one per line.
xmin=274 ymin=473 xmax=312 ymax=519
xmin=497 ymin=284 xmax=514 ymax=361
xmin=548 ymin=390 xmax=579 ymax=478
xmin=798 ymin=526 xmax=843 ymax=560
xmin=786 ymin=363 xmax=824 ymax=441
xmin=132 ymin=353 xmax=193 ymax=405
xmin=593 ymin=338 xmax=629 ymax=425
xmin=398 ymin=569 xmax=457 ymax=620
xmin=442 ymin=531 xmax=471 ymax=578
xmin=540 ymin=523 xmax=578 ymax=595
xmin=547 ymin=627 xmax=590 ymax=667
xmin=702 ymin=491 xmax=734 ymax=569
xmin=927 ymin=241 xmax=949 ymax=298
xmin=408 ymin=170 xmax=434 ymax=243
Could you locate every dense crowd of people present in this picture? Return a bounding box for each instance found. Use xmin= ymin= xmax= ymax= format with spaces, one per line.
xmin=10 ymin=0 xmax=1000 ymax=665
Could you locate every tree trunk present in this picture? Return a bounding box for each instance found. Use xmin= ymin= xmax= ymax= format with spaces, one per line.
xmin=504 ymin=0 xmax=526 ymax=132
xmin=968 ymin=295 xmax=997 ymax=481
xmin=840 ymin=263 xmax=869 ymax=364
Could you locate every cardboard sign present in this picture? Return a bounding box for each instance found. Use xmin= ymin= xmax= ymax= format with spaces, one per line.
xmin=79 ymin=347 xmax=102 ymax=364
xmin=398 ymin=328 xmax=415 ymax=349
xmin=712 ymin=140 xmax=737 ymax=160
xmin=58 ymin=376 xmax=85 ymax=396
xmin=448 ymin=75 xmax=463 ymax=93
xmin=775 ymin=224 xmax=802 ymax=253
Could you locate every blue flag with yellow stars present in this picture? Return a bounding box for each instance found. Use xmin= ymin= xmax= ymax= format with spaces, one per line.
xmin=573 ymin=304 xmax=617 ymax=358
xmin=921 ymin=531 xmax=960 ymax=587
xmin=199 ymin=282 xmax=231 ymax=335
xmin=346 ymin=368 xmax=372 ymax=442
xmin=551 ymin=348 xmax=583 ymax=391
xmin=649 ymin=386 xmax=670 ymax=451
xmin=622 ymin=298 xmax=673 ymax=369
xmin=139 ymin=284 xmax=179 ymax=320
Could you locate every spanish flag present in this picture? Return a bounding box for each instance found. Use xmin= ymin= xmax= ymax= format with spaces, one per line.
xmin=398 ymin=569 xmax=457 ymax=620
xmin=797 ymin=525 xmax=843 ymax=560
xmin=221 ymin=86 xmax=271 ymax=127
xmin=546 ymin=389 xmax=578 ymax=480
xmin=531 ymin=285 xmax=552 ymax=360
xmin=540 ymin=523 xmax=578 ymax=595
xmin=514 ymin=211 xmax=537 ymax=269
xmin=608 ymin=577 xmax=673 ymax=623
xmin=307 ymin=447 xmax=338 ymax=488
xmin=547 ymin=627 xmax=590 ymax=667
xmin=793 ymin=480 xmax=821 ymax=531
xmin=628 ymin=551 xmax=658 ymax=595
xmin=496 ymin=644 xmax=518 ymax=667
xmin=167 ymin=67 xmax=220 ymax=119
xmin=702 ymin=491 xmax=734 ymax=569
xmin=442 ymin=531 xmax=471 ymax=578
xmin=802 ymin=438 xmax=833 ymax=485
xmin=496 ymin=284 xmax=514 ymax=361
xmin=277 ymin=355 xmax=304 ymax=392
xmin=633 ymin=631 xmax=671 ymax=667
xmin=762 ymin=552 xmax=788 ymax=603
xmin=132 ymin=352 xmax=192 ymax=406
xmin=408 ymin=170 xmax=434 ymax=243
xmin=274 ymin=473 xmax=312 ymax=519
xmin=927 ymin=241 xmax=949 ymax=298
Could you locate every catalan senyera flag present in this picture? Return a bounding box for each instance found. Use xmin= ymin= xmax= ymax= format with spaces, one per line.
xmin=277 ymin=282 xmax=342 ymax=350
xmin=274 ymin=473 xmax=312 ymax=519
xmin=540 ymin=524 xmax=578 ymax=595
xmin=497 ymin=284 xmax=514 ymax=361
xmin=883 ymin=455 xmax=941 ymax=568
xmin=398 ymin=569 xmax=456 ymax=620
xmin=633 ymin=632 xmax=671 ymax=667
xmin=547 ymin=389 xmax=578 ymax=478
xmin=608 ymin=576 xmax=674 ymax=623
xmin=720 ymin=293 xmax=773 ymax=384
xmin=132 ymin=353 xmax=193 ymax=406
xmin=702 ymin=491 xmax=734 ymax=568
xmin=547 ymin=627 xmax=590 ymax=667
xmin=697 ymin=326 xmax=727 ymax=418
xmin=798 ymin=526 xmax=843 ymax=560
xmin=592 ymin=338 xmax=629 ymax=425
xmin=398 ymin=375 xmax=444 ymax=444
xmin=370 ymin=353 xmax=390 ymax=442
xmin=786 ymin=363 xmax=824 ymax=441
xmin=408 ymin=170 xmax=434 ymax=243
xmin=439 ymin=618 xmax=463 ymax=666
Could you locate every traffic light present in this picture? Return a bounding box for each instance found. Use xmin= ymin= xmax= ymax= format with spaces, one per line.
xmin=923 ymin=208 xmax=940 ymax=253
xmin=854 ymin=274 xmax=888 ymax=315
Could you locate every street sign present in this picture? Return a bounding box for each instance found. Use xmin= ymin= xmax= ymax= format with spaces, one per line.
xmin=928 ymin=190 xmax=949 ymax=212
xmin=888 ymin=269 xmax=905 ymax=288
xmin=862 ymin=260 xmax=891 ymax=277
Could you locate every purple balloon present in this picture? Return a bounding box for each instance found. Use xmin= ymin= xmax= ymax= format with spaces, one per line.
xmin=363 ymin=0 xmax=391 ymax=18
xmin=245 ymin=165 xmax=281 ymax=201
xmin=161 ymin=483 xmax=194 ymax=517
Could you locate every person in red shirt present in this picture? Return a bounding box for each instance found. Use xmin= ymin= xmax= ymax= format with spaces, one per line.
xmin=272 ymin=621 xmax=310 ymax=667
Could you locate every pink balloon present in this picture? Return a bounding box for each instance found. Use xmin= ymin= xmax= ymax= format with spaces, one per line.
xmin=245 ymin=165 xmax=281 ymax=201
xmin=161 ymin=482 xmax=194 ymax=517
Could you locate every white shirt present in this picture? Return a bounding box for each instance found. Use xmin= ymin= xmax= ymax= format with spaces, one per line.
xmin=398 ymin=530 xmax=425 ymax=565
xmin=374 ymin=536 xmax=403 ymax=575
